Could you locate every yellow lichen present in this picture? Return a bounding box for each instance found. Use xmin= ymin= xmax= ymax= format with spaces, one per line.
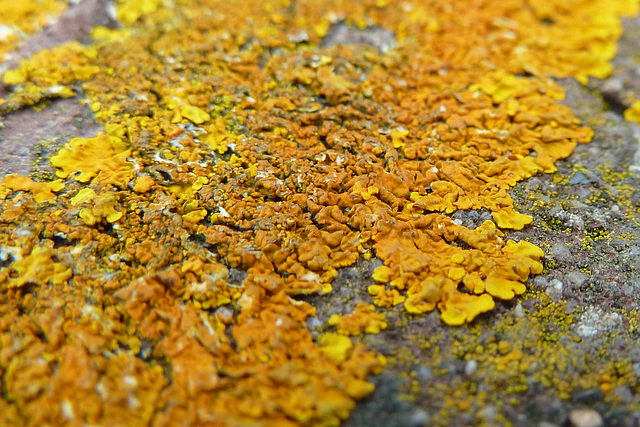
xmin=51 ymin=132 xmax=134 ymax=189
xmin=1 ymin=42 xmax=99 ymax=112
xmin=328 ymin=302 xmax=388 ymax=335
xmin=0 ymin=0 xmax=68 ymax=61
xmin=69 ymin=188 xmax=97 ymax=206
xmin=368 ymin=284 xmax=406 ymax=307
xmin=624 ymin=100 xmax=640 ymax=124
xmin=319 ymin=333 xmax=354 ymax=364
xmin=74 ymin=191 xmax=123 ymax=225
xmin=116 ymin=0 xmax=165 ymax=25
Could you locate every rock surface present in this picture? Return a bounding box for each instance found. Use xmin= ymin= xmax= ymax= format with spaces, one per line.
xmin=1 ymin=2 xmax=640 ymax=426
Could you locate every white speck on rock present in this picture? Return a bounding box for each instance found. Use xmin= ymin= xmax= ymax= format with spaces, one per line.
xmin=549 ymin=207 xmax=584 ymax=230
xmin=464 ymin=359 xmax=477 ymax=377
xmin=545 ymin=279 xmax=564 ymax=301
xmin=288 ymin=31 xmax=309 ymax=43
xmin=123 ymin=375 xmax=137 ymax=388
xmin=0 ymin=25 xmax=15 ymax=43
xmin=514 ymin=302 xmax=524 ymax=317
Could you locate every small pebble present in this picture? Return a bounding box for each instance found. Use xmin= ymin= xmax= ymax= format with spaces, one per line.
xmin=464 ymin=359 xmax=477 ymax=377
xmin=569 ymin=409 xmax=603 ymax=427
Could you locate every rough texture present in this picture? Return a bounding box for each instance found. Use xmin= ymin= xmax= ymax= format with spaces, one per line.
xmin=343 ymin=14 xmax=640 ymax=427
xmin=1 ymin=1 xmax=640 ymax=426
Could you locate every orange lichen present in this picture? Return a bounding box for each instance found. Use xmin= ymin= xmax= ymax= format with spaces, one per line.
xmin=132 ymin=175 xmax=155 ymax=193
xmin=328 ymin=302 xmax=388 ymax=335
xmin=0 ymin=174 xmax=64 ymax=203
xmin=0 ymin=0 xmax=636 ymax=425
xmin=1 ymin=246 xmax=72 ymax=289
xmin=368 ymin=284 xmax=405 ymax=307
xmin=181 ymin=259 xmax=242 ymax=309
xmin=370 ymin=216 xmax=545 ymax=324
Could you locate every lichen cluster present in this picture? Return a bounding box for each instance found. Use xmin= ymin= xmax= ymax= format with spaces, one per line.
xmin=625 ymin=100 xmax=640 ymax=124
xmin=0 ymin=0 xmax=638 ymax=425
xmin=0 ymin=0 xmax=68 ymax=62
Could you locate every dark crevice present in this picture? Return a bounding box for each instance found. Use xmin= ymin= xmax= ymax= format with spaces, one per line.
xmin=599 ymin=90 xmax=628 ymax=116
xmin=540 ymin=17 xmax=555 ymax=26
xmin=451 ymin=239 xmax=473 ymax=251
xmin=100 ymin=222 xmax=119 ymax=239
xmin=52 ymin=234 xmax=74 ymax=248
xmin=0 ymin=252 xmax=15 ymax=268
xmin=188 ymin=234 xmax=220 ymax=257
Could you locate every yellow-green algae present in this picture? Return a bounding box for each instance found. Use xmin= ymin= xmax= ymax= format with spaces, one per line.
xmin=0 ymin=0 xmax=639 ymax=426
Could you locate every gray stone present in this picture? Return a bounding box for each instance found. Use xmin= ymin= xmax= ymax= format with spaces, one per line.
xmin=550 ymin=242 xmax=573 ymax=263
xmin=479 ymin=405 xmax=497 ymax=423
xmin=569 ymin=171 xmax=591 ymax=185
xmin=614 ymin=385 xmax=634 ymax=405
xmin=565 ymin=271 xmax=589 ymax=289
xmin=572 ymin=388 xmax=605 ymax=405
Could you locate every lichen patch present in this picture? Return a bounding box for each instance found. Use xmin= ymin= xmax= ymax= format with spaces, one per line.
xmin=0 ymin=0 xmax=638 ymax=425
